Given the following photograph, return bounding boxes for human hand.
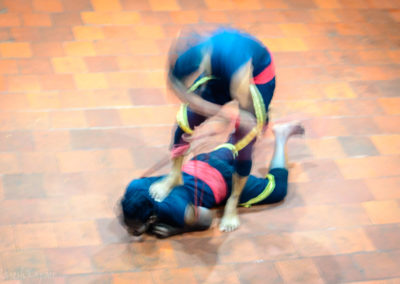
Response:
[149,178,173,202]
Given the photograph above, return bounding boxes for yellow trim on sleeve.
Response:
[176,103,194,134]
[240,173,275,208]
[213,143,238,158]
[188,75,216,92]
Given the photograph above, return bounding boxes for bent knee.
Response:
[272,180,287,202]
[269,168,288,202]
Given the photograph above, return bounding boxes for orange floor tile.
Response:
[1,0,400,283]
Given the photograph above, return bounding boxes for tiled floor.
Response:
[0,0,399,283]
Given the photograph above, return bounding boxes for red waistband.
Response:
[253,57,275,85]
[182,160,227,204]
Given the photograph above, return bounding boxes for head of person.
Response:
[168,29,211,83]
[120,188,156,236]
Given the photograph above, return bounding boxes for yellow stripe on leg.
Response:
[240,174,275,208]
[234,84,267,152]
[234,127,259,152]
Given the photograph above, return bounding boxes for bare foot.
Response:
[272,121,305,140]
[219,213,240,232]
[219,197,241,232]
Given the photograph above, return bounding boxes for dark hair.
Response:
[171,43,206,79]
[168,28,209,80]
[120,188,154,225]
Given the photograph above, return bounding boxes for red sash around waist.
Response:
[182,160,227,204]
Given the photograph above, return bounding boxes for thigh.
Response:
[227,126,256,177]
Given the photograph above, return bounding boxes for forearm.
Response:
[168,72,221,118]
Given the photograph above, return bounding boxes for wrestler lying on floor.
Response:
[120,121,304,238]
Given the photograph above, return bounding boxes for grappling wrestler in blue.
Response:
[149,27,277,232]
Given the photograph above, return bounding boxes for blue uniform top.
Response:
[210,28,271,86]
[172,28,272,87]
[124,148,284,228]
